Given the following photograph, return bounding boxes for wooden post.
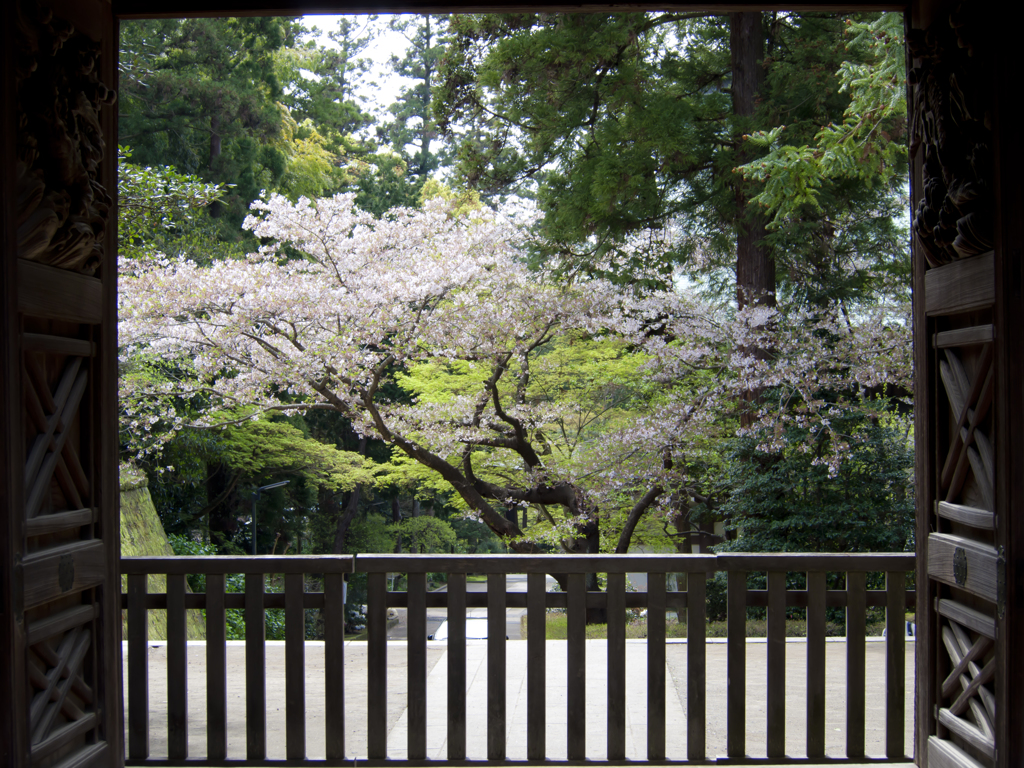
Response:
[606,572,626,761]
[647,572,666,761]
[566,572,586,760]
[407,571,427,760]
[166,573,188,760]
[245,572,266,760]
[367,572,387,759]
[527,571,547,760]
[687,570,706,760]
[285,573,306,760]
[727,568,747,758]
[205,573,227,761]
[324,573,346,760]
[766,571,786,758]
[447,572,466,760]
[486,573,506,760]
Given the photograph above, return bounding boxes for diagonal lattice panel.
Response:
[938,346,994,510]
[937,615,996,757]
[27,624,94,746]
[23,354,90,519]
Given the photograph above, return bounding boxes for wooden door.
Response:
[911,2,1022,767]
[1,1,123,766]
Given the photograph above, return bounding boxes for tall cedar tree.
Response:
[119,18,296,231]
[435,12,906,310]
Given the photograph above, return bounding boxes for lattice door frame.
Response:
[2,0,123,766]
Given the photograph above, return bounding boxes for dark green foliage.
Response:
[119,17,296,233]
[436,11,907,307]
[383,15,448,181]
[168,535,286,640]
[717,414,914,555]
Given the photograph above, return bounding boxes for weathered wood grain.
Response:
[166,574,188,760]
[205,573,227,761]
[727,569,746,758]
[566,572,586,760]
[527,572,547,761]
[605,572,625,761]
[937,501,995,530]
[928,532,1000,603]
[885,571,906,758]
[26,604,97,646]
[127,574,149,760]
[936,598,996,639]
[324,573,346,760]
[766,571,786,759]
[487,573,506,761]
[367,572,387,759]
[17,260,103,323]
[934,324,994,349]
[925,251,994,316]
[647,572,666,762]
[285,573,305,760]
[22,332,96,357]
[119,555,353,574]
[244,573,266,760]
[937,709,995,760]
[846,571,866,758]
[806,571,826,759]
[407,572,427,760]
[687,571,706,761]
[446,573,466,760]
[927,734,987,768]
[25,507,97,537]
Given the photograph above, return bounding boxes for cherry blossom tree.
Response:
[120,192,912,564]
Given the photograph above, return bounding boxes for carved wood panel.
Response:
[5,0,120,766]
[911,5,1003,768]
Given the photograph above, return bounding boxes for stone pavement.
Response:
[125,637,915,762]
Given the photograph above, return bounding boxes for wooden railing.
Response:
[121,552,915,765]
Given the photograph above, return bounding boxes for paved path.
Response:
[125,637,915,763]
[386,573,559,640]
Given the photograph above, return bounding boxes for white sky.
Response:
[300,14,419,124]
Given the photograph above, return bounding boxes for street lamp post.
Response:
[252,480,290,556]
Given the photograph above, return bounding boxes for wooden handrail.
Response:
[121,552,917,766]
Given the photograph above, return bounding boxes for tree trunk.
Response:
[330,435,367,554]
[392,497,402,553]
[730,12,775,310]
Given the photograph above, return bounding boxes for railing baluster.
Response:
[408,572,427,760]
[447,572,467,760]
[367,571,388,759]
[285,573,305,760]
[166,573,188,760]
[118,552,913,767]
[245,572,266,760]
[885,570,906,758]
[527,572,547,761]
[206,573,227,761]
[766,571,786,759]
[726,569,746,758]
[687,570,706,761]
[846,570,866,758]
[806,570,826,758]
[647,572,666,761]
[324,573,346,760]
[567,572,586,760]
[127,572,149,760]
[486,573,506,760]
[606,572,626,761]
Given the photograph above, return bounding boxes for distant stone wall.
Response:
[121,470,205,640]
